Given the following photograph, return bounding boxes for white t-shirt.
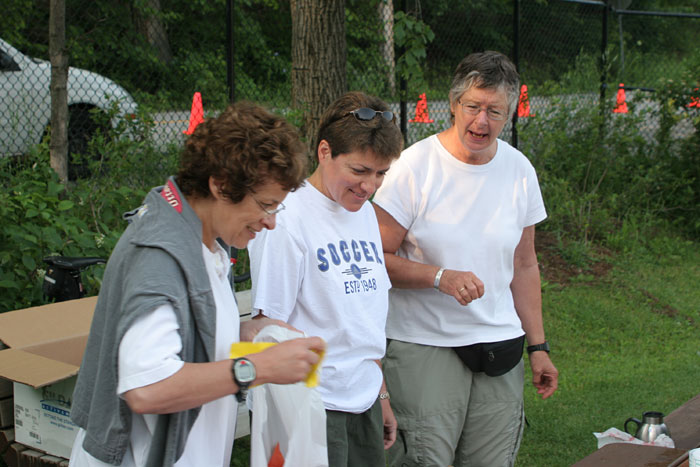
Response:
[248,182,391,413]
[70,242,239,466]
[372,135,547,347]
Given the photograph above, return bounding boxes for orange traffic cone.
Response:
[613,83,628,113]
[517,84,534,117]
[688,87,699,108]
[183,92,205,134]
[268,443,284,467]
[409,93,434,123]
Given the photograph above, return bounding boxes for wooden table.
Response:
[665,394,700,450]
[573,394,700,466]
[572,444,687,467]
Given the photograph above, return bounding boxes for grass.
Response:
[226,234,699,466]
[516,235,699,466]
[2,233,694,467]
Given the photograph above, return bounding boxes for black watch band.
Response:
[526,342,550,354]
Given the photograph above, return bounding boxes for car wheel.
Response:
[67,105,109,180]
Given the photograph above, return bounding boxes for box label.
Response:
[14,377,78,459]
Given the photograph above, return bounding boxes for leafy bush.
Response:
[0,107,179,312]
[0,150,100,310]
[519,74,699,263]
[0,101,266,312]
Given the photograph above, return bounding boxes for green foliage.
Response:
[407,120,447,146]
[0,105,179,312]
[393,11,435,96]
[516,235,699,466]
[346,0,395,99]
[0,152,94,309]
[519,67,699,263]
[0,0,35,49]
[642,51,700,235]
[532,51,601,96]
[5,0,699,117]
[418,0,511,81]
[231,1,293,106]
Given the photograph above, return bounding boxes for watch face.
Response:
[234,359,256,383]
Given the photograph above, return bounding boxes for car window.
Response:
[0,48,20,72]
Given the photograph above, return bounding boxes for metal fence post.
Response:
[227,0,236,104]
[399,0,408,146]
[512,0,520,149]
[599,1,608,113]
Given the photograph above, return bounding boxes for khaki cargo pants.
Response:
[383,339,525,467]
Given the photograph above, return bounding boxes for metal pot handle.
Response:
[624,417,642,435]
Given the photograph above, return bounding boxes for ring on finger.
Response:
[458,286,466,293]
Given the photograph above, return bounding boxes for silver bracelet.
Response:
[433,267,445,290]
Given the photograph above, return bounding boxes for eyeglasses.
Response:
[458,100,508,121]
[252,195,285,216]
[348,108,395,122]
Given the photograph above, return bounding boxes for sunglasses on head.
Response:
[348,108,395,122]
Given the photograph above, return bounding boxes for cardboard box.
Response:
[0,397,13,428]
[0,378,12,398]
[0,291,253,458]
[13,379,78,459]
[0,296,97,458]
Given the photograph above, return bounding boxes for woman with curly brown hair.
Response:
[69,101,325,467]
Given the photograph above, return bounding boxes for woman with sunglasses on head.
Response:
[248,91,404,466]
[68,102,325,466]
[373,51,559,467]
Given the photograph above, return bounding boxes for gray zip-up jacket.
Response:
[71,177,220,466]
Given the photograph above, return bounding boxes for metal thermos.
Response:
[624,411,672,443]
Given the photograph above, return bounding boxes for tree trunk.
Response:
[291,0,347,153]
[134,0,173,64]
[378,0,396,95]
[49,0,68,183]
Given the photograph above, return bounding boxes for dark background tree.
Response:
[290,0,347,151]
[49,0,68,182]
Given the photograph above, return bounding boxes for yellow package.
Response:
[230,342,323,388]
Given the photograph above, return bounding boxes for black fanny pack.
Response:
[453,335,525,377]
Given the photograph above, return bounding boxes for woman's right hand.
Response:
[437,268,485,306]
[248,336,326,386]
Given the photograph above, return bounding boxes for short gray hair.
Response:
[448,51,520,120]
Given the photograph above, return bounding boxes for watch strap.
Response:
[231,357,255,402]
[526,342,550,354]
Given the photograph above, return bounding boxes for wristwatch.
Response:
[231,357,256,402]
[526,342,550,354]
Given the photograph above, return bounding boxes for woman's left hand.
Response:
[381,397,398,449]
[240,316,301,342]
[529,351,559,399]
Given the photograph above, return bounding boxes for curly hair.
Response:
[176,101,308,203]
[448,51,520,121]
[314,91,404,163]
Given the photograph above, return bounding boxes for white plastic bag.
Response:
[248,325,328,467]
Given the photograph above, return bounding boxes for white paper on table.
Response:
[593,427,675,449]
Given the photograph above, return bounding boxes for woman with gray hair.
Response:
[373,51,559,466]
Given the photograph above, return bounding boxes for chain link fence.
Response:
[1,0,698,165]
